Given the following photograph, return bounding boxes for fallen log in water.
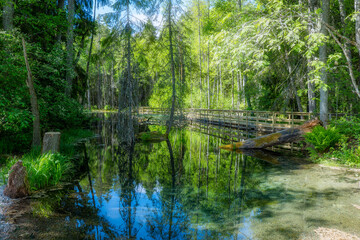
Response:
[220,119,322,150]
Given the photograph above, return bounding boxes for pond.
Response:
[1,113,360,239]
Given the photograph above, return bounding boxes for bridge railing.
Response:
[136,107,354,131]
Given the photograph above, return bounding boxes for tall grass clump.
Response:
[0,128,93,190]
[1,149,73,191]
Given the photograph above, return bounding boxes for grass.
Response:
[0,128,93,191]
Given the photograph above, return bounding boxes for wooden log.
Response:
[41,132,61,154]
[220,119,322,150]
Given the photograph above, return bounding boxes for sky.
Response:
[95,1,163,28]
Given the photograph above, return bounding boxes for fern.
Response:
[305,126,343,153]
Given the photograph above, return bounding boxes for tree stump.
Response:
[4,160,30,198]
[41,132,61,154]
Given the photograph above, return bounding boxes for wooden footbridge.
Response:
[134,107,349,150]
[137,107,346,132]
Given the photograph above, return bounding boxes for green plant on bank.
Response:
[315,142,360,167]
[0,150,73,191]
[330,116,360,139]
[0,128,93,190]
[304,117,360,167]
[305,126,344,154]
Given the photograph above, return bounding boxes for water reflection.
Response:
[2,113,360,239]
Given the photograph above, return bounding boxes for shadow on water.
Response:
[1,112,360,239]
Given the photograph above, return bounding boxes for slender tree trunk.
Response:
[166,0,176,136]
[74,31,88,65]
[327,27,360,98]
[219,64,223,108]
[125,0,134,141]
[243,74,251,109]
[22,38,41,147]
[97,64,102,109]
[355,0,360,58]
[111,61,114,107]
[207,46,210,109]
[65,0,75,97]
[232,70,234,109]
[207,0,210,109]
[320,0,330,125]
[286,54,303,112]
[216,67,219,107]
[237,65,241,109]
[86,0,97,109]
[56,0,65,42]
[338,0,352,61]
[307,0,318,113]
[197,0,202,108]
[3,0,14,31]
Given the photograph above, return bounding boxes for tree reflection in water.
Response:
[5,113,308,239]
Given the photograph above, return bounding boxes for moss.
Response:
[219,141,244,150]
[254,133,281,147]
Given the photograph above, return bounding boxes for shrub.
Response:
[330,116,360,139]
[305,126,344,153]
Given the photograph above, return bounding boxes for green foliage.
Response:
[26,153,73,191]
[316,142,360,167]
[0,32,90,154]
[0,151,73,191]
[0,128,93,189]
[330,116,360,139]
[305,126,344,153]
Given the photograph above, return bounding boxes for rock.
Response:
[4,161,30,198]
[41,132,61,154]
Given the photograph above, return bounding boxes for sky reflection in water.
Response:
[3,113,360,240]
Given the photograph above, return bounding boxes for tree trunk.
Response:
[65,0,75,97]
[125,0,134,141]
[207,0,210,109]
[86,0,97,110]
[319,0,330,125]
[220,119,322,149]
[197,0,202,108]
[286,55,303,112]
[56,0,65,42]
[166,0,176,136]
[307,0,318,113]
[232,70,234,109]
[355,0,360,58]
[243,74,251,109]
[327,27,360,98]
[3,0,14,31]
[22,37,41,147]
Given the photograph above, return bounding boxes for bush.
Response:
[330,116,360,139]
[305,126,344,153]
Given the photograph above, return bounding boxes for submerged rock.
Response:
[4,161,30,198]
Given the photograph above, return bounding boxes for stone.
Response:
[41,132,61,154]
[4,160,30,198]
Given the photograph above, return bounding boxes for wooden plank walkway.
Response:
[136,107,349,132]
